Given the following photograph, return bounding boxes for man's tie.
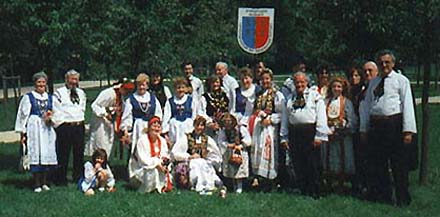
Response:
[293,94,306,109]
[70,88,80,104]
[374,76,387,99]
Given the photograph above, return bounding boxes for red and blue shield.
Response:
[238,8,274,54]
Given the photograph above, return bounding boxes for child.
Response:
[321,76,357,192]
[218,113,251,193]
[79,148,115,195]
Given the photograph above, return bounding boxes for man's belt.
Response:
[370,113,402,122]
[63,121,84,126]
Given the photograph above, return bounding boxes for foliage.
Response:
[0,0,439,82]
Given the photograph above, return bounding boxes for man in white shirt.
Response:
[183,62,204,100]
[280,72,330,198]
[52,69,87,185]
[215,62,239,109]
[360,50,416,206]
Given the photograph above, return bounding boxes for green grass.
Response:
[1,105,440,216]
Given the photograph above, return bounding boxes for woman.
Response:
[15,72,58,192]
[346,65,368,194]
[314,65,331,98]
[249,68,285,186]
[218,113,251,193]
[85,78,135,157]
[321,77,357,191]
[162,77,199,147]
[120,73,162,153]
[200,75,229,137]
[128,116,172,193]
[230,67,259,126]
[171,116,223,194]
[149,70,172,111]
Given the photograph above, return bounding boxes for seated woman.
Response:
[162,77,200,147]
[171,116,223,194]
[217,113,251,194]
[128,116,172,193]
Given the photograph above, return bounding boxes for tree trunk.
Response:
[419,19,433,185]
[416,59,421,88]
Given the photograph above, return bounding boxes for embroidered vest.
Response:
[255,88,275,114]
[130,93,157,121]
[150,85,167,108]
[170,96,193,121]
[203,92,229,117]
[28,92,53,117]
[187,133,209,158]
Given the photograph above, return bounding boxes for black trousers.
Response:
[367,114,411,206]
[53,123,85,184]
[353,131,368,192]
[289,124,321,196]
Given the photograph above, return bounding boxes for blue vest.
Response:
[235,88,247,115]
[27,92,53,117]
[130,93,156,121]
[170,96,192,121]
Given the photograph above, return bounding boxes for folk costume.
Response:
[230,84,258,126]
[79,161,115,192]
[120,92,162,155]
[129,132,172,193]
[218,125,252,179]
[171,132,222,192]
[187,74,204,100]
[249,87,285,180]
[52,85,86,184]
[15,91,58,173]
[86,86,127,157]
[321,96,357,179]
[280,87,330,196]
[162,94,199,146]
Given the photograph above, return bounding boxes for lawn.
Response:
[0,100,439,216]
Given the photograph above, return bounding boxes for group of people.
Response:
[15,49,416,207]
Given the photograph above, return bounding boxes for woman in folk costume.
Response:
[129,116,172,193]
[229,67,259,126]
[321,76,357,190]
[171,116,223,194]
[199,75,229,138]
[149,69,172,111]
[162,77,200,147]
[120,73,162,153]
[15,72,58,192]
[85,78,135,157]
[217,113,251,193]
[248,68,285,187]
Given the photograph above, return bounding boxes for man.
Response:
[363,61,379,81]
[280,72,330,198]
[183,62,204,100]
[360,50,416,206]
[280,59,309,100]
[52,69,87,185]
[215,61,239,109]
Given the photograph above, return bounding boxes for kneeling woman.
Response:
[171,116,223,194]
[129,116,172,193]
